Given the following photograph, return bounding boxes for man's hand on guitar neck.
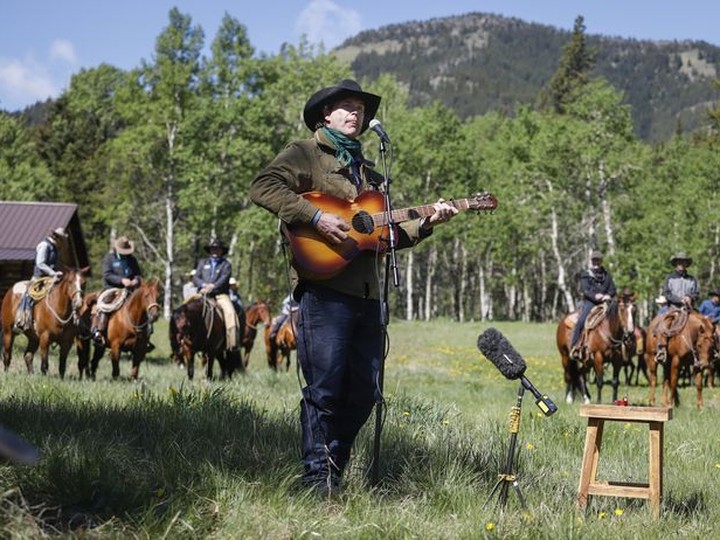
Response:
[314,212,351,245]
[421,199,459,230]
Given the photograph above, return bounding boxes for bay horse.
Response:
[241,300,270,367]
[1,268,88,378]
[170,295,241,380]
[557,299,635,404]
[264,310,298,371]
[645,309,715,409]
[88,279,160,380]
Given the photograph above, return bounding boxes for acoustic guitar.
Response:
[284,190,497,279]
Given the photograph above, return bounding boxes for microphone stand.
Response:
[371,136,398,486]
[483,382,528,510]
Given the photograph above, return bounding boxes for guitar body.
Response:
[284,190,497,280]
[285,191,389,280]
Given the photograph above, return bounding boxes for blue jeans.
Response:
[296,284,382,486]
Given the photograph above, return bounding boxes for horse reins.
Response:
[124,288,160,333]
[43,273,83,326]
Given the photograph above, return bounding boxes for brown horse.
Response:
[557,299,635,404]
[241,300,270,367]
[623,326,649,386]
[87,279,160,380]
[645,309,715,409]
[1,268,88,378]
[264,310,298,371]
[170,296,241,380]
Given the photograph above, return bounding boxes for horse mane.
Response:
[607,297,619,318]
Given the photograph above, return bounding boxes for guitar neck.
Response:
[375,199,472,226]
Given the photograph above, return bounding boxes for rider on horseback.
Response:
[655,251,699,363]
[570,250,616,360]
[269,294,299,342]
[91,236,143,345]
[698,290,720,324]
[14,227,68,333]
[192,239,240,352]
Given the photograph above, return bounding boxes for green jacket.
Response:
[250,132,432,300]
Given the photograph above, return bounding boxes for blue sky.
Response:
[2,1,718,112]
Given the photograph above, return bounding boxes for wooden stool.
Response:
[577,404,673,518]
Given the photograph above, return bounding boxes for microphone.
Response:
[369,119,391,143]
[477,328,558,416]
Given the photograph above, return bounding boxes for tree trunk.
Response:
[424,246,437,321]
[164,188,174,319]
[546,180,575,311]
[598,161,616,261]
[406,250,414,321]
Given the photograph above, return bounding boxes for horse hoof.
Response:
[565,394,574,405]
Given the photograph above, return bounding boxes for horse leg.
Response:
[110,344,122,380]
[206,353,214,380]
[184,344,194,380]
[592,353,604,403]
[90,344,105,380]
[664,356,679,407]
[23,336,39,374]
[130,348,144,381]
[645,351,658,406]
[694,367,704,410]
[2,326,13,372]
[58,339,72,379]
[611,359,621,402]
[39,333,51,375]
[76,338,89,380]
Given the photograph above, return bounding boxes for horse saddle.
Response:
[95,288,129,314]
[655,308,689,338]
[13,278,54,301]
[563,304,605,330]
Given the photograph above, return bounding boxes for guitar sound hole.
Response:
[352,211,374,234]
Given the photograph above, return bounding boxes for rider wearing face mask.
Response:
[570,250,617,359]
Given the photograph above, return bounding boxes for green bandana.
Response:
[318,127,362,167]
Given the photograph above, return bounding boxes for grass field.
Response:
[0,319,719,538]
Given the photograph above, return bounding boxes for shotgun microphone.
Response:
[369,119,391,143]
[477,328,558,416]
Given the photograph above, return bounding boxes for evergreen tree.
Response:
[537,16,596,114]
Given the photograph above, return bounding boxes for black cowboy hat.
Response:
[590,250,603,260]
[204,238,228,255]
[710,290,720,297]
[303,79,381,134]
[669,251,692,266]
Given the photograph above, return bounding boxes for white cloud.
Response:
[0,57,58,108]
[49,39,79,65]
[295,0,363,50]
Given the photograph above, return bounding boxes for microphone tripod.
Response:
[483,382,528,510]
[371,132,397,486]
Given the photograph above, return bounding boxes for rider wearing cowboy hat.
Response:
[662,251,699,309]
[654,251,700,364]
[13,227,69,332]
[699,289,720,324]
[570,250,617,359]
[192,238,240,351]
[91,235,143,344]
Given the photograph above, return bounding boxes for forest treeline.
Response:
[1,10,719,324]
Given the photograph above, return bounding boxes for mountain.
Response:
[333,13,720,141]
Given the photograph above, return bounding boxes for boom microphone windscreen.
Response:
[476,328,558,416]
[477,327,527,380]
